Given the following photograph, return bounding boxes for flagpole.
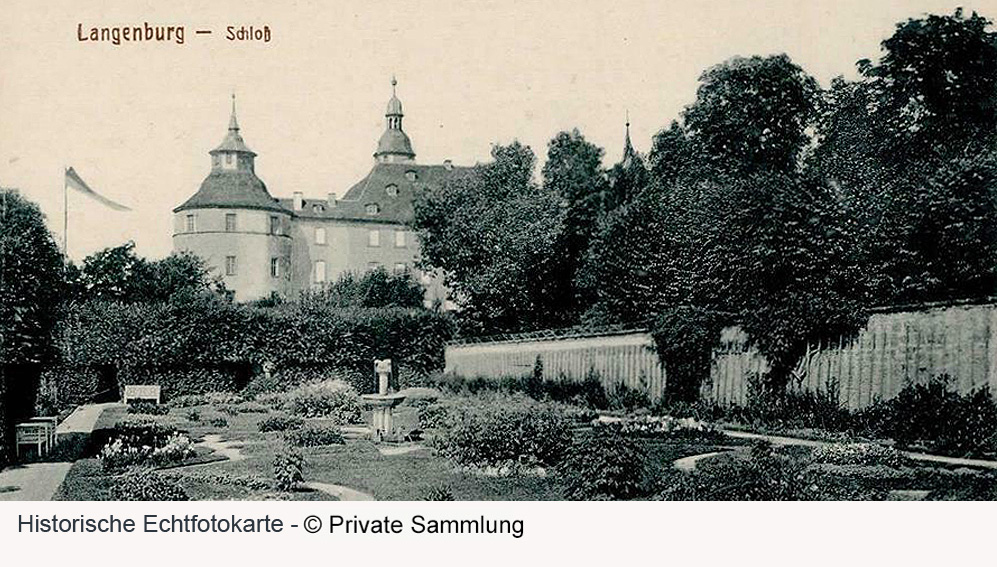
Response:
[63,166,68,258]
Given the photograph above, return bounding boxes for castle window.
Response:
[312,204,325,213]
[185,214,196,233]
[368,229,380,247]
[270,257,280,278]
[385,184,399,197]
[225,255,237,276]
[394,229,405,248]
[394,263,407,274]
[315,227,327,245]
[314,260,327,283]
[225,154,233,165]
[225,213,237,232]
[269,215,280,235]
[405,170,417,182]
[213,155,220,168]
[366,203,380,215]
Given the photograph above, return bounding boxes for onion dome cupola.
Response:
[374,76,416,163]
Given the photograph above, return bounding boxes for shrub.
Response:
[149,433,196,466]
[167,394,208,408]
[423,484,456,501]
[659,449,880,501]
[183,409,200,422]
[592,415,729,443]
[127,402,169,415]
[862,376,997,457]
[158,471,272,491]
[418,402,456,430]
[272,443,305,491]
[207,417,228,428]
[432,399,572,468]
[559,429,651,500]
[107,420,177,449]
[258,414,304,433]
[284,423,346,447]
[110,471,189,501]
[810,443,910,468]
[206,392,243,406]
[282,379,363,423]
[215,404,241,417]
[236,401,269,413]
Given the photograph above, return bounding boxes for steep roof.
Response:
[173,170,287,213]
[278,162,471,224]
[375,129,415,159]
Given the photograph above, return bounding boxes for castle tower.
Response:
[373,77,416,163]
[172,96,292,301]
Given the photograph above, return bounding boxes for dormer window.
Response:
[405,170,417,182]
[385,184,399,197]
[366,203,380,215]
[312,204,325,213]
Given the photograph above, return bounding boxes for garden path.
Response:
[721,429,997,470]
[192,434,376,500]
[0,402,120,501]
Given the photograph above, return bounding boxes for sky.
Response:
[1,0,994,261]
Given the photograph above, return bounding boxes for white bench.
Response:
[123,385,161,405]
[16,423,50,457]
[27,416,58,448]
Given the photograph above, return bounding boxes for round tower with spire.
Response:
[374,77,416,163]
[173,96,292,301]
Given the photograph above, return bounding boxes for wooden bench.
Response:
[16,423,50,457]
[123,385,161,405]
[27,416,59,448]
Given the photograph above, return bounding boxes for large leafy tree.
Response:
[683,54,820,175]
[73,241,228,303]
[0,189,65,465]
[859,8,997,163]
[541,129,609,318]
[413,142,569,334]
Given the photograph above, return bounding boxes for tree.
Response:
[683,54,820,175]
[859,8,997,163]
[413,142,569,334]
[300,267,425,309]
[0,189,65,465]
[541,129,609,319]
[74,241,228,303]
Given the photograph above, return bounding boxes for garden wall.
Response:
[444,330,667,399]
[707,301,997,409]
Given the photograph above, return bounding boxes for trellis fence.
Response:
[445,301,997,408]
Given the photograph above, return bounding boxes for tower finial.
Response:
[229,93,239,131]
[391,75,397,96]
[625,108,630,129]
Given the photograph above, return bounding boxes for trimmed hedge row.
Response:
[47,298,454,401]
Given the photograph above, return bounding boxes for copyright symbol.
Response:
[303,515,322,533]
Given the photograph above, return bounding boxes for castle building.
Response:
[173,80,462,303]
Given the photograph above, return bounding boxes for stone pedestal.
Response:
[362,393,406,441]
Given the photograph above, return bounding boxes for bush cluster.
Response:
[432,398,572,468]
[257,414,304,433]
[110,471,189,501]
[559,429,651,500]
[862,376,997,457]
[126,402,169,416]
[284,423,346,447]
[282,379,363,423]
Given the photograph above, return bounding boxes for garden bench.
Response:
[27,416,59,448]
[15,422,50,457]
[123,385,161,405]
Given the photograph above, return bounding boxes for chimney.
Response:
[292,191,304,211]
[327,192,337,207]
[443,159,453,171]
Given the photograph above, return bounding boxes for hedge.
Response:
[49,298,454,400]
